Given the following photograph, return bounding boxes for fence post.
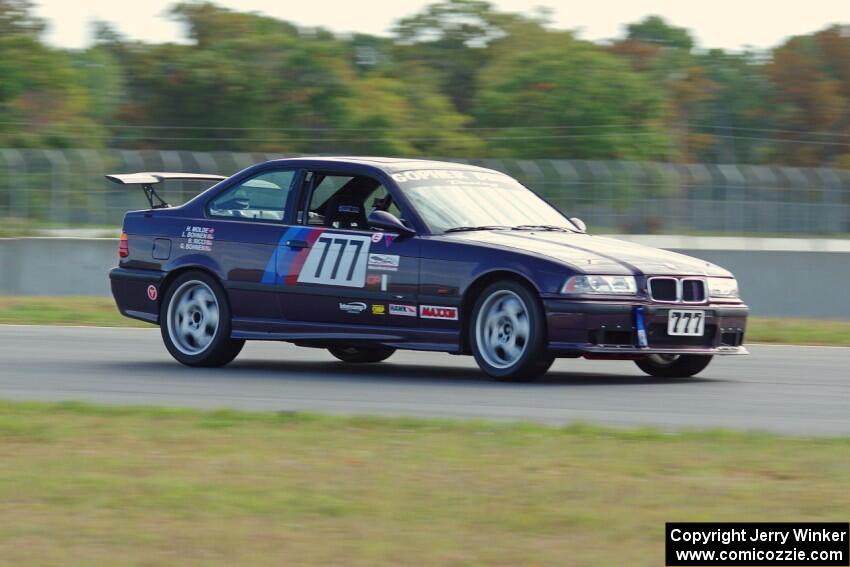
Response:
[778,166,808,234]
[0,149,27,220]
[42,149,70,225]
[75,149,104,225]
[815,167,841,233]
[549,160,579,219]
[0,150,11,219]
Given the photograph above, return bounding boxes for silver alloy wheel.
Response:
[475,290,531,369]
[166,280,220,355]
[647,354,680,365]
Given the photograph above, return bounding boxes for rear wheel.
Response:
[328,346,395,363]
[161,271,244,367]
[634,354,712,378]
[470,281,553,381]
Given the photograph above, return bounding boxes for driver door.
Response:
[277,171,420,329]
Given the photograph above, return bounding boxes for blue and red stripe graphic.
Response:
[260,227,326,285]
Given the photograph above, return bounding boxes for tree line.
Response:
[1,0,849,167]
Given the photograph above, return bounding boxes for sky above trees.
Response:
[32,0,850,52]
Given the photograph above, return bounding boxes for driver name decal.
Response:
[180,225,214,252]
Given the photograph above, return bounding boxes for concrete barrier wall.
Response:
[1,237,849,319]
[0,238,116,297]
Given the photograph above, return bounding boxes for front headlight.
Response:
[562,275,637,295]
[707,277,739,299]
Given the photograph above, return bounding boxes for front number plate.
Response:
[667,310,705,336]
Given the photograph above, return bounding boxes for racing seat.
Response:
[323,192,369,230]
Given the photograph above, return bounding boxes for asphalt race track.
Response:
[1,325,848,435]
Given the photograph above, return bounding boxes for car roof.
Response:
[258,156,506,175]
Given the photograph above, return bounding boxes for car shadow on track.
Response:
[105,358,722,387]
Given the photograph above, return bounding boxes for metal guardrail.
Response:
[1,148,849,234]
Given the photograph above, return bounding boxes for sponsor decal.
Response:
[298,233,372,288]
[339,301,367,314]
[390,170,507,183]
[371,233,383,243]
[420,305,458,320]
[383,234,397,247]
[146,285,158,301]
[179,225,215,252]
[389,304,416,317]
[371,304,386,315]
[391,170,469,183]
[366,274,382,287]
[368,253,400,271]
[381,273,388,292]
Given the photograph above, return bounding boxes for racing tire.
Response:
[634,354,712,378]
[328,346,396,363]
[160,271,244,367]
[469,280,554,382]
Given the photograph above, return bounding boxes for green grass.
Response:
[2,297,849,346]
[0,218,40,237]
[0,296,149,327]
[0,400,847,566]
[745,317,850,346]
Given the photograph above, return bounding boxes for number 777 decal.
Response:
[297,233,372,288]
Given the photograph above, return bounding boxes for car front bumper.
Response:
[543,299,749,357]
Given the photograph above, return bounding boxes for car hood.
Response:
[446,231,732,276]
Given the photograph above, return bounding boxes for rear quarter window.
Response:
[208,170,295,222]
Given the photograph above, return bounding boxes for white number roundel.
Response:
[297,233,372,288]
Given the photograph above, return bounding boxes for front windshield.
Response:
[391,169,576,234]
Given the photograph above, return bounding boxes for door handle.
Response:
[285,239,309,249]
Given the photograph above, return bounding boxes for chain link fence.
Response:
[1,148,848,234]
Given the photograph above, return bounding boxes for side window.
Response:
[366,185,402,218]
[306,175,354,226]
[304,174,382,231]
[209,170,295,221]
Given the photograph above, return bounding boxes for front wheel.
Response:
[470,281,554,381]
[160,271,244,367]
[634,354,712,378]
[328,346,395,363]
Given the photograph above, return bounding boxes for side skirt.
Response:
[230,318,461,353]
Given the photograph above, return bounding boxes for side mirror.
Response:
[368,210,415,236]
[569,217,587,233]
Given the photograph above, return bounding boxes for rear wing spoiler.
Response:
[105,172,226,209]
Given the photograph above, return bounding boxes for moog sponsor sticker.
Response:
[420,305,458,320]
[339,302,367,314]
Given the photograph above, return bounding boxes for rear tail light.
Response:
[119,232,129,258]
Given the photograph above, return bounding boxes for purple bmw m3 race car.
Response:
[108,157,748,381]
